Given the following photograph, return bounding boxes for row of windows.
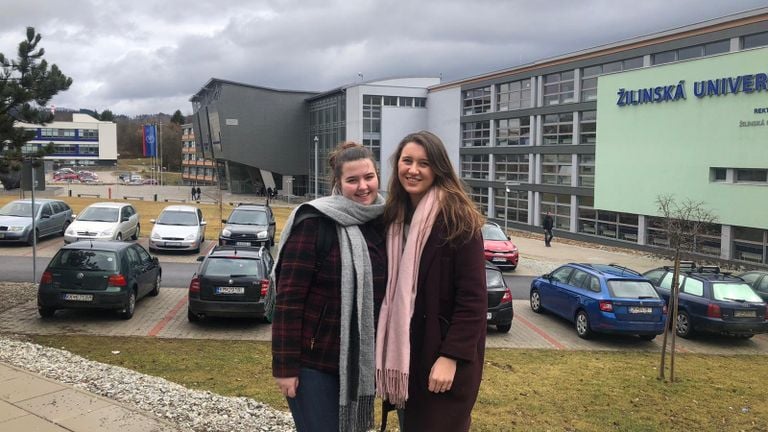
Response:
[462,31,768,114]
[460,153,594,187]
[711,168,768,184]
[21,143,99,156]
[37,128,99,139]
[462,111,597,147]
[479,191,768,264]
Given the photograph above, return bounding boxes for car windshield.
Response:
[607,280,660,299]
[51,250,118,271]
[228,210,268,225]
[78,207,119,222]
[481,224,507,241]
[157,211,198,226]
[0,202,40,217]
[485,268,505,289]
[204,257,263,277]
[712,283,763,302]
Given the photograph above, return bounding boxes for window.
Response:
[733,226,766,264]
[468,186,489,216]
[541,193,571,230]
[494,187,528,223]
[735,169,767,183]
[496,117,531,146]
[551,266,573,283]
[460,155,489,180]
[79,129,98,139]
[463,87,491,114]
[579,111,596,144]
[495,154,529,182]
[646,216,670,248]
[543,71,575,106]
[653,50,677,65]
[743,31,768,49]
[462,121,490,147]
[711,168,727,182]
[569,270,589,289]
[578,196,638,242]
[497,79,531,111]
[653,40,729,65]
[362,95,382,163]
[541,154,572,185]
[580,59,641,101]
[542,113,573,145]
[578,155,595,187]
[682,278,704,296]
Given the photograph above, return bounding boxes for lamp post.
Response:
[313,136,319,198]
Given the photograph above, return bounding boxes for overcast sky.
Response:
[1,0,766,117]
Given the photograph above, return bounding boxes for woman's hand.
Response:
[428,356,456,393]
[275,376,299,398]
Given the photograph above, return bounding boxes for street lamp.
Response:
[313,136,319,198]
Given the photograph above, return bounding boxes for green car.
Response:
[37,241,162,320]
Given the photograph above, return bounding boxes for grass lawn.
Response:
[30,335,768,431]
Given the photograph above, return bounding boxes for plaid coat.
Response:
[272,216,387,377]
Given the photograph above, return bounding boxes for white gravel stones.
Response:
[0,337,296,432]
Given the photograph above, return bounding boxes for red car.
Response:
[482,222,519,271]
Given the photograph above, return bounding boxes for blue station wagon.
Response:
[530,263,667,340]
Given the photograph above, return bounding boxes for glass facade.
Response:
[310,93,346,196]
[497,79,531,111]
[496,117,531,146]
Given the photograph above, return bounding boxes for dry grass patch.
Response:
[30,336,768,432]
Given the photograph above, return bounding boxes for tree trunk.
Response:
[669,251,681,382]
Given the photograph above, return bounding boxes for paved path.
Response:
[0,362,179,432]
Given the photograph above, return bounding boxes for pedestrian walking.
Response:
[196,187,202,201]
[376,131,487,432]
[543,211,554,247]
[191,186,196,201]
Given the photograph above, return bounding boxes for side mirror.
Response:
[121,217,130,222]
[200,221,207,226]
[152,257,159,265]
[221,219,227,223]
[196,256,205,262]
[150,219,156,224]
[72,214,77,219]
[507,236,511,240]
[542,273,551,280]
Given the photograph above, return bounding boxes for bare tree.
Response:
[655,194,717,382]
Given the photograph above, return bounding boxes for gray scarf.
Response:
[267,194,385,432]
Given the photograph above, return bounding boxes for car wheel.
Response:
[26,229,39,246]
[735,333,754,339]
[530,289,543,313]
[132,224,140,240]
[188,309,201,323]
[496,323,512,333]
[639,334,656,341]
[575,310,593,339]
[38,306,56,318]
[119,289,136,320]
[675,310,694,338]
[61,221,70,236]
[148,273,161,297]
[116,233,123,241]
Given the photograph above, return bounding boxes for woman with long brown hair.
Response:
[376,131,486,431]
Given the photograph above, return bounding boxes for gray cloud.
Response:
[0,0,765,116]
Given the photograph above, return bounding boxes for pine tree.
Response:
[170,109,185,125]
[0,27,72,189]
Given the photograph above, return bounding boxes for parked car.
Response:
[53,172,79,181]
[481,222,519,271]
[0,199,74,245]
[736,270,768,302]
[219,204,276,247]
[65,202,140,243]
[142,178,158,185]
[37,241,161,319]
[643,264,768,338]
[149,205,206,253]
[486,262,514,333]
[187,245,274,322]
[530,263,667,340]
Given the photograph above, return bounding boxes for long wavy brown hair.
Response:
[383,131,484,246]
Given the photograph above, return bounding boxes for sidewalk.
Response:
[0,362,179,432]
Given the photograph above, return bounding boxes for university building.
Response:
[180,123,216,186]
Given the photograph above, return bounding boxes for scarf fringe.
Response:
[339,395,375,432]
[375,369,410,409]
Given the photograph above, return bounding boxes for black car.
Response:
[486,262,514,333]
[736,270,768,302]
[643,264,768,338]
[219,204,276,247]
[37,241,162,320]
[188,245,274,322]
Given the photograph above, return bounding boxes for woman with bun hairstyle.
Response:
[270,141,387,432]
[376,131,486,432]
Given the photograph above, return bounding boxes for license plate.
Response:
[487,312,492,320]
[165,242,181,247]
[63,293,93,302]
[492,257,506,263]
[236,241,251,246]
[629,306,653,314]
[215,286,245,295]
[734,310,756,318]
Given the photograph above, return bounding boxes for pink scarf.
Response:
[375,187,441,408]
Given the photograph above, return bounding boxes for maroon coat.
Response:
[403,220,487,432]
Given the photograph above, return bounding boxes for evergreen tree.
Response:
[170,109,185,125]
[0,27,72,189]
[99,109,115,121]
